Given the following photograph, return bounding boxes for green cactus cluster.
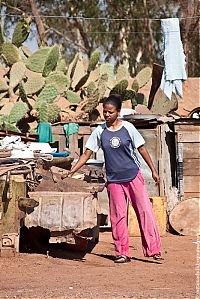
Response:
[0,101,29,132]
[0,17,152,133]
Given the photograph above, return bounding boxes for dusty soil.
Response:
[0,231,198,299]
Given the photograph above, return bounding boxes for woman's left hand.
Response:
[152,170,160,185]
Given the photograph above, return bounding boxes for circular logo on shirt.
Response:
[110,137,121,148]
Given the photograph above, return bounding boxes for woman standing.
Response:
[66,94,162,263]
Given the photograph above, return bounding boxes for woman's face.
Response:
[103,103,120,124]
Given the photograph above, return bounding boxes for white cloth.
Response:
[160,18,187,100]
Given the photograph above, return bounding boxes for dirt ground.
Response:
[0,231,198,299]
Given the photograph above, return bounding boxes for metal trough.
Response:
[25,191,99,245]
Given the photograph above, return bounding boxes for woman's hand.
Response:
[152,170,160,185]
[61,170,74,179]
[61,148,93,179]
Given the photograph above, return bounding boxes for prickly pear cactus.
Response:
[12,18,31,48]
[37,84,58,103]
[131,79,140,92]
[26,48,50,73]
[83,88,99,113]
[2,43,21,65]
[74,73,90,92]
[69,53,79,80]
[45,71,70,93]
[8,102,29,124]
[37,101,49,123]
[87,50,100,72]
[111,79,128,96]
[42,45,60,77]
[56,58,67,73]
[66,90,81,105]
[121,89,135,101]
[9,61,26,89]
[19,82,27,101]
[24,74,45,95]
[86,82,96,97]
[100,63,114,88]
[47,103,61,122]
[116,64,129,82]
[135,66,152,88]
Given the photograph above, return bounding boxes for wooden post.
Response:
[0,174,26,256]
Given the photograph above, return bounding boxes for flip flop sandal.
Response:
[153,253,164,260]
[114,255,131,263]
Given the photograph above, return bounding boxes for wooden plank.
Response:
[183,192,200,200]
[175,124,200,132]
[69,133,79,158]
[183,176,200,193]
[183,143,200,159]
[78,126,91,135]
[177,132,200,143]
[82,135,89,151]
[183,158,200,175]
[52,125,64,135]
[58,135,67,152]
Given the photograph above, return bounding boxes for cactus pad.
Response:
[37,101,49,123]
[24,74,45,94]
[135,66,152,88]
[100,63,114,88]
[69,53,79,79]
[42,45,60,77]
[84,89,99,113]
[2,43,21,65]
[45,71,70,93]
[8,102,29,123]
[87,50,100,72]
[9,61,26,89]
[111,79,128,95]
[74,73,89,92]
[97,73,108,101]
[3,122,20,132]
[122,89,135,101]
[86,82,96,97]
[116,64,129,82]
[66,90,81,105]
[47,103,61,122]
[12,18,30,47]
[26,48,50,73]
[56,58,67,73]
[131,79,139,92]
[37,84,58,103]
[19,82,28,102]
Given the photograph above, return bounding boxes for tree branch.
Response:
[73,19,91,55]
[29,0,47,45]
[44,24,88,54]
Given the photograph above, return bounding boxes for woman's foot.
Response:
[152,253,164,260]
[114,255,131,263]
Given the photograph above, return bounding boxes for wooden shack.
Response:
[174,119,200,200]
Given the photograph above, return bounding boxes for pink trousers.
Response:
[107,171,161,257]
